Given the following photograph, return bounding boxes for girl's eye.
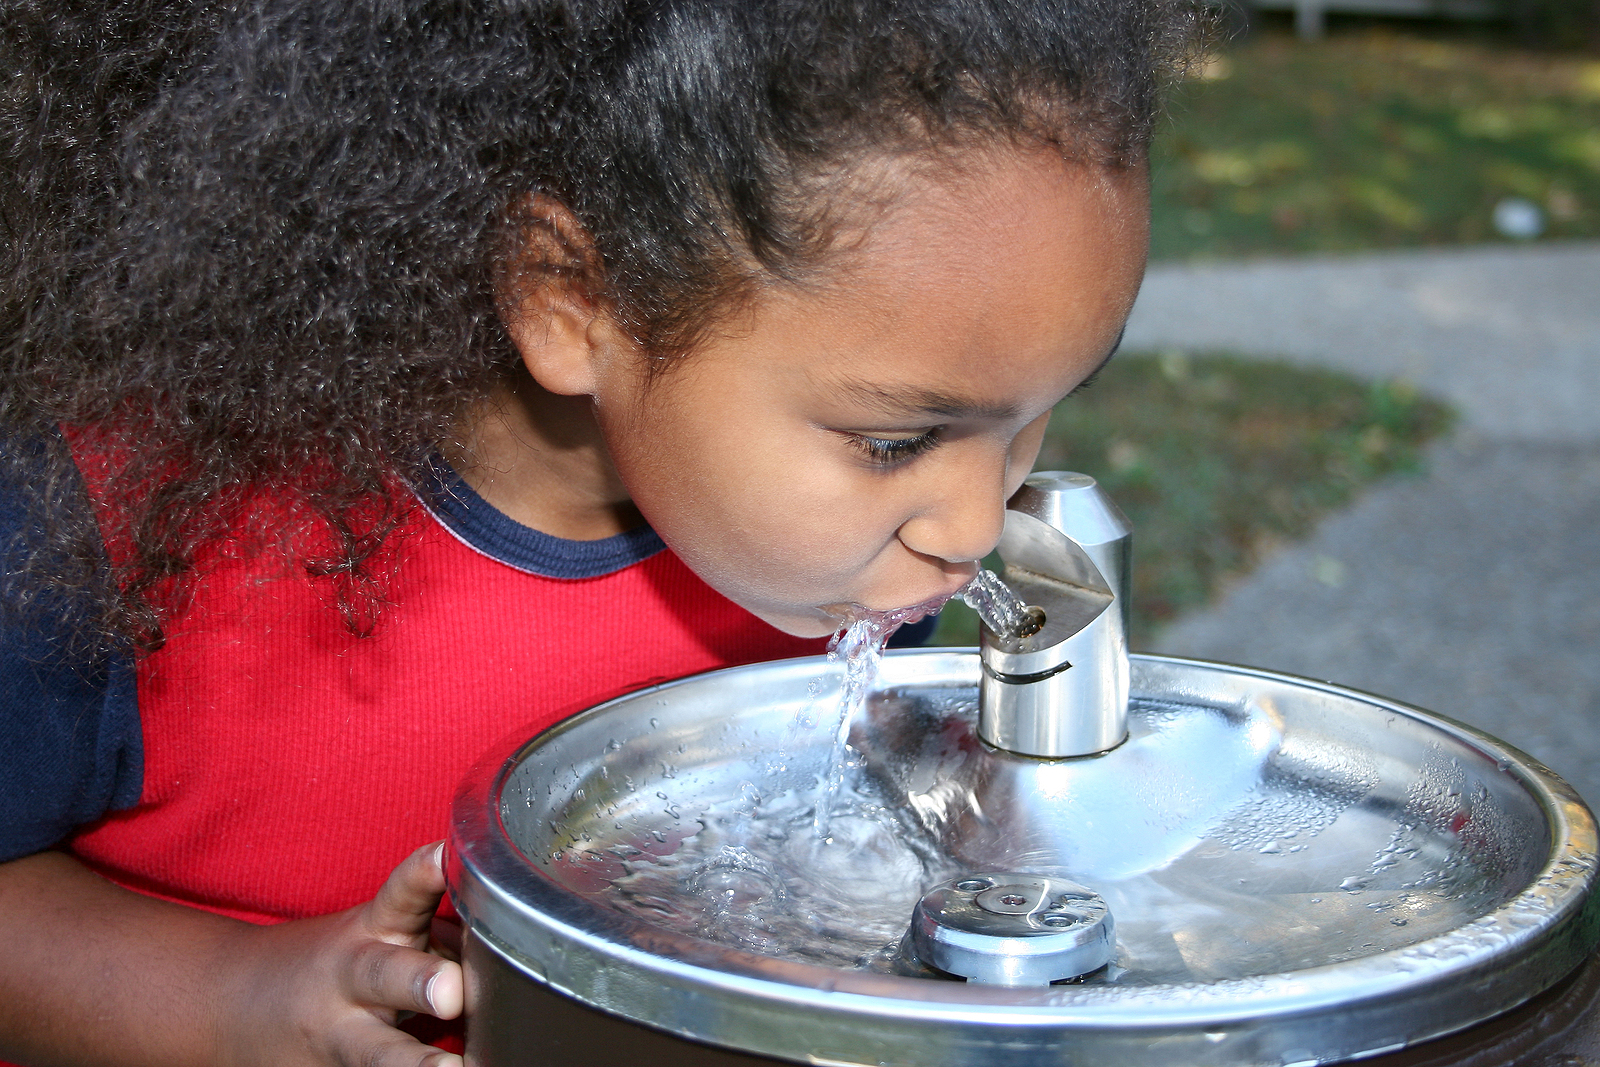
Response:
[1068,367,1103,397]
[846,428,942,467]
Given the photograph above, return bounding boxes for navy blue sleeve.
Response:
[0,444,142,863]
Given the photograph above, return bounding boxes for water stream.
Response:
[811,614,896,840]
[958,568,1038,637]
[602,574,1019,971]
[812,569,1014,838]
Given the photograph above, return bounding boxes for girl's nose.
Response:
[895,463,1009,565]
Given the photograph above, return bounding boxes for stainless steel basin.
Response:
[448,651,1600,1067]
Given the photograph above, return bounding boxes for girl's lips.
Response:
[894,588,963,624]
[824,584,968,628]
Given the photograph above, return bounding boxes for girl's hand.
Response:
[0,843,463,1067]
[223,841,465,1067]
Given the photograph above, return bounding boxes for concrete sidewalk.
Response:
[1121,241,1600,803]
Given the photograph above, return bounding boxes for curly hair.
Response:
[0,0,1202,650]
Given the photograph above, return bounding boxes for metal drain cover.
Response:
[909,872,1114,985]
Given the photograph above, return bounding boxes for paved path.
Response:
[1121,241,1600,804]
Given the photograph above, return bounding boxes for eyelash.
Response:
[848,429,943,467]
[1068,368,1103,397]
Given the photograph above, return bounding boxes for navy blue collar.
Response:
[415,456,664,579]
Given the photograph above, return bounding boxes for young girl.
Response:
[0,0,1193,1063]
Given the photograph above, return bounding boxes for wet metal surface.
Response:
[450,652,1600,1067]
[908,873,1115,985]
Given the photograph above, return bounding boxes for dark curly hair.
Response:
[0,0,1201,651]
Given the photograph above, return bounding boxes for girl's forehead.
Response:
[656,148,1146,414]
[813,151,1142,281]
[772,154,1147,336]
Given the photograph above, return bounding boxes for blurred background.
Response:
[930,3,1600,803]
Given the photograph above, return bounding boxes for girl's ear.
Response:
[500,196,635,397]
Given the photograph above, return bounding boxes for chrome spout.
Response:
[978,472,1131,758]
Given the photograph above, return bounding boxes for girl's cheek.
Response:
[755,521,890,595]
[988,417,1051,500]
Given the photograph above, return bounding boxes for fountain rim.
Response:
[447,651,1600,1040]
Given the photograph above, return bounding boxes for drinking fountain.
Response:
[973,471,1130,760]
[448,473,1600,1067]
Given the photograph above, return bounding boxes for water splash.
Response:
[594,684,1501,982]
[959,568,1039,638]
[808,574,1032,837]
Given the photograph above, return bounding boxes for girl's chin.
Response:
[748,604,852,639]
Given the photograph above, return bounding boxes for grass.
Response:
[928,352,1454,649]
[1150,29,1600,260]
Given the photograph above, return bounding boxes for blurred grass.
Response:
[1150,29,1600,259]
[928,352,1454,649]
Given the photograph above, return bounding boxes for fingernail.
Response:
[425,970,441,1015]
[432,841,446,869]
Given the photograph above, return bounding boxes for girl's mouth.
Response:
[824,586,964,629]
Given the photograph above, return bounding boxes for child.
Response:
[0,0,1193,1063]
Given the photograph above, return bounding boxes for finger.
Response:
[347,939,464,1019]
[366,842,448,941]
[331,1012,463,1067]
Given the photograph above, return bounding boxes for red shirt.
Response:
[37,455,825,1058]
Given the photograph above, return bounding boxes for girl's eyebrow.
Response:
[833,378,1021,421]
[831,329,1126,422]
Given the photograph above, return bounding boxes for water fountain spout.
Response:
[977,472,1131,758]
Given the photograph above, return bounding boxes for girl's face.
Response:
[556,150,1147,637]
